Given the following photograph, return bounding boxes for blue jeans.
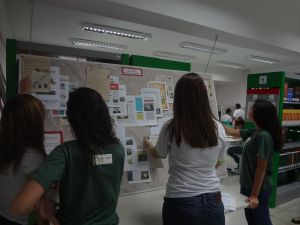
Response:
[241,186,273,225]
[162,192,225,225]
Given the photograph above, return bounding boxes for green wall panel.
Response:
[129,55,191,71]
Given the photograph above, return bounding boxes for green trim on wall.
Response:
[6,39,18,100]
[121,54,130,65]
[247,71,285,89]
[129,55,191,71]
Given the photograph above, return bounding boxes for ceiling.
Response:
[4,0,300,74]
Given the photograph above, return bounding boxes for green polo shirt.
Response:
[239,129,273,191]
[30,140,125,225]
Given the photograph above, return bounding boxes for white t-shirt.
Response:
[233,108,245,120]
[221,114,232,123]
[155,120,228,198]
[0,149,44,225]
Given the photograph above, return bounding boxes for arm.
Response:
[11,179,45,215]
[223,125,241,138]
[246,157,268,208]
[143,137,161,159]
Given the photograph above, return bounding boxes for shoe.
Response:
[292,218,300,224]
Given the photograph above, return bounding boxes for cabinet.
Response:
[246,72,300,207]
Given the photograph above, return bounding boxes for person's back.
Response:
[31,141,124,225]
[0,149,43,224]
[221,108,232,124]
[159,121,227,198]
[144,73,227,225]
[0,94,46,225]
[11,88,125,225]
[233,103,245,120]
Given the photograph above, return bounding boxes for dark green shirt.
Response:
[30,140,124,225]
[239,129,273,191]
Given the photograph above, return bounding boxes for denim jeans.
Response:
[241,186,273,225]
[162,192,225,225]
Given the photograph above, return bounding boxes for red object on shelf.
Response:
[284,83,288,98]
[247,88,280,95]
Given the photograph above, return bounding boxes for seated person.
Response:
[227,117,244,170]
[221,108,233,124]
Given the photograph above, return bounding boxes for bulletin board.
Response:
[18,54,219,195]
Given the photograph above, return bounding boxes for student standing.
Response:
[0,94,46,225]
[11,88,125,225]
[144,73,227,225]
[224,99,282,225]
[221,108,233,124]
[233,103,245,120]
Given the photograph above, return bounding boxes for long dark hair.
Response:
[0,94,46,172]
[167,73,218,147]
[67,87,119,156]
[252,99,282,151]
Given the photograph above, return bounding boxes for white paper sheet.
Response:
[222,193,236,211]
[31,66,60,110]
[155,75,174,104]
[116,96,138,127]
[86,67,110,101]
[148,82,169,111]
[124,137,151,183]
[141,88,163,118]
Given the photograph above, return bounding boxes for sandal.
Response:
[292,218,300,224]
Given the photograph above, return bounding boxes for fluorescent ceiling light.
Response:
[152,51,195,61]
[245,55,280,64]
[179,41,227,54]
[81,22,152,40]
[70,38,127,51]
[216,61,245,69]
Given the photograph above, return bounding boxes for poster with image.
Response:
[148,82,169,110]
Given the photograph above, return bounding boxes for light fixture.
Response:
[152,51,195,61]
[81,22,152,40]
[245,55,280,64]
[216,61,245,69]
[70,38,127,51]
[179,41,227,54]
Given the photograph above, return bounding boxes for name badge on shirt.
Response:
[93,154,113,166]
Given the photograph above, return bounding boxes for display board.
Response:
[19,54,219,195]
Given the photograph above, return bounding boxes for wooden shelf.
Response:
[282,121,300,127]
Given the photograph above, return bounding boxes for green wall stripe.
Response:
[121,54,130,65]
[129,55,191,71]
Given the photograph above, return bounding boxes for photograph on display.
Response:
[148,82,169,110]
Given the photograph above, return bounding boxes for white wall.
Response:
[215,82,247,109]
[191,63,248,83]
[0,0,13,77]
[191,63,248,109]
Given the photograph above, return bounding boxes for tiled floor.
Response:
[223,175,300,225]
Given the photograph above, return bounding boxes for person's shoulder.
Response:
[257,130,272,140]
[104,143,125,156]
[57,140,79,150]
